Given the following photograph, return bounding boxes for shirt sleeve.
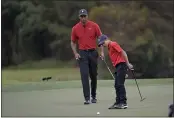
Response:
[71,27,77,42]
[112,42,123,52]
[95,23,102,37]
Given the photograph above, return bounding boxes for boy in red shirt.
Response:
[98,34,133,109]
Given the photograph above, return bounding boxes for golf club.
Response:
[102,58,115,80]
[130,69,146,102]
[102,57,146,102]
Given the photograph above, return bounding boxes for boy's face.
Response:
[102,41,107,47]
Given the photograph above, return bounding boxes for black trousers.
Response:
[114,62,128,104]
[78,49,98,101]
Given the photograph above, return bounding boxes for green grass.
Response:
[2,67,173,116]
[3,59,76,70]
[2,67,173,92]
[2,80,173,116]
[2,78,173,92]
[2,68,81,85]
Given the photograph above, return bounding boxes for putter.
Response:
[103,57,146,102]
[130,69,146,102]
[102,58,115,80]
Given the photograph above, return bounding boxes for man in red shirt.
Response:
[71,9,104,104]
[98,34,133,109]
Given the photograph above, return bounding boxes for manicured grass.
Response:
[2,67,173,116]
[2,81,173,117]
[2,78,173,92]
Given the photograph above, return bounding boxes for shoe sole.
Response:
[108,106,128,109]
[91,101,97,103]
[84,101,90,105]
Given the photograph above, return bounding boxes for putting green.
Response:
[1,79,173,117]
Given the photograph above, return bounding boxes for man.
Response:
[71,9,104,104]
[98,34,133,109]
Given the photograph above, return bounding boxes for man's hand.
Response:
[127,63,133,70]
[75,53,81,60]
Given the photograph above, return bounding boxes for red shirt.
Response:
[71,20,102,50]
[108,41,126,67]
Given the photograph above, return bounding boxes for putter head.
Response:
[140,98,146,102]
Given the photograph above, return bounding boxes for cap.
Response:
[79,9,88,16]
[98,34,108,47]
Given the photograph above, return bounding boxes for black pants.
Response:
[114,62,128,104]
[78,49,98,101]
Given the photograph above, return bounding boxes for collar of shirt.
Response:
[79,20,90,27]
[108,41,112,50]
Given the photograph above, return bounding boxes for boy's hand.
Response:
[100,52,104,60]
[127,63,133,70]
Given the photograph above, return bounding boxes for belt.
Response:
[80,48,96,52]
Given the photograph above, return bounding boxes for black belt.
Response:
[80,48,96,52]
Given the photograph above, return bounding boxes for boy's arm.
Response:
[121,50,133,69]
[121,50,129,65]
[112,42,133,69]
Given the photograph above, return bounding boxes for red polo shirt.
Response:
[71,20,102,50]
[108,41,126,67]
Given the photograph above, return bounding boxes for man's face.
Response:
[79,15,88,24]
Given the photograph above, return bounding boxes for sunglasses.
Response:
[80,15,87,18]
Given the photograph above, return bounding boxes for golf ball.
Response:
[97,112,100,115]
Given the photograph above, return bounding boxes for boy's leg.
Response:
[109,62,127,109]
[114,72,120,105]
[89,50,98,103]
[108,71,121,109]
[78,50,90,104]
[115,63,128,107]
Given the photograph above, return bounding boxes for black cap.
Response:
[79,9,88,16]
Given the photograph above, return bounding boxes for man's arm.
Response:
[71,27,81,59]
[95,23,104,58]
[71,27,78,55]
[71,41,78,55]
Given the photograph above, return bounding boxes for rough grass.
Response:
[2,68,81,85]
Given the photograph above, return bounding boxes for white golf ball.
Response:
[97,112,100,115]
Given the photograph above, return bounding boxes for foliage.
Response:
[1,0,173,78]
[89,1,173,78]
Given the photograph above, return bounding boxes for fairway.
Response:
[1,79,173,117]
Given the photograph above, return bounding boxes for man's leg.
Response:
[89,50,98,102]
[78,50,90,104]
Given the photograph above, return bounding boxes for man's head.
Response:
[98,34,110,47]
[79,9,88,24]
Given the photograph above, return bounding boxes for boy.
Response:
[98,34,133,109]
